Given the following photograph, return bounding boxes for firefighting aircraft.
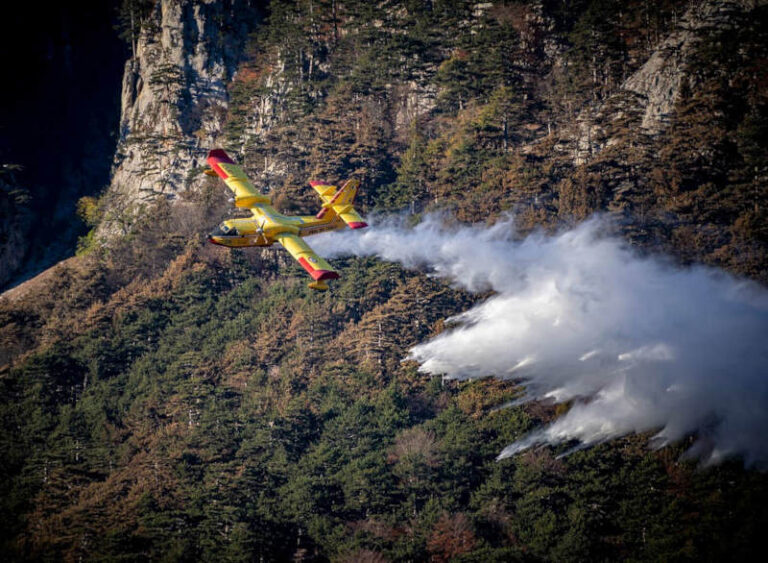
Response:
[205,149,367,290]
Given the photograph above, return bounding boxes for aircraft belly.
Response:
[299,223,344,237]
[213,236,272,247]
[249,235,274,246]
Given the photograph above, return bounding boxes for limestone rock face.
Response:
[571,0,752,163]
[102,0,257,235]
[623,1,747,134]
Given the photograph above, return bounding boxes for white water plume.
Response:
[313,215,768,466]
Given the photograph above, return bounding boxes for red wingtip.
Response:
[314,270,341,281]
[309,180,326,187]
[207,149,236,179]
[298,257,340,281]
[348,222,368,230]
[207,149,235,165]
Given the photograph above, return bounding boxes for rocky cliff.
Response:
[1,1,767,561]
[622,1,747,133]
[100,0,258,235]
[571,0,755,162]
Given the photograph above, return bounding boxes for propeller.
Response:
[256,218,268,243]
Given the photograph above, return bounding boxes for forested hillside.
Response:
[1,0,767,561]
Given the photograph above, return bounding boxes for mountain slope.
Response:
[1,0,767,561]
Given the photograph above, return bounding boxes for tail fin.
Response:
[311,179,367,229]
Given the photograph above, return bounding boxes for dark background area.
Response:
[0,0,126,288]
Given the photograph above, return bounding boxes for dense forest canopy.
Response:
[1,0,767,561]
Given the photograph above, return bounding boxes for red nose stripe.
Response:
[348,222,368,229]
[298,257,340,281]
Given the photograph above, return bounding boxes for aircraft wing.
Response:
[275,232,340,282]
[207,149,270,208]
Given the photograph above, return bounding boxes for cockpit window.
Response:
[212,224,239,237]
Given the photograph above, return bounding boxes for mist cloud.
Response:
[313,215,768,466]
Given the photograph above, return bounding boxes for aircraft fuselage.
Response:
[208,203,344,248]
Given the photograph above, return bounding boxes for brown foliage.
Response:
[338,549,389,563]
[23,447,181,561]
[389,427,439,468]
[426,512,477,563]
[518,448,566,477]
[456,378,522,419]
[347,517,405,542]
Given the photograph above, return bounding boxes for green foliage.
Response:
[115,0,155,55]
[434,12,521,113]
[379,128,429,211]
[4,207,768,559]
[3,0,768,560]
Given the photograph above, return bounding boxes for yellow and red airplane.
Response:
[205,149,367,290]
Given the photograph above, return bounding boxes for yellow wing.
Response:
[275,232,339,282]
[207,149,270,208]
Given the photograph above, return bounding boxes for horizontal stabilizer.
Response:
[309,180,337,200]
[311,179,367,229]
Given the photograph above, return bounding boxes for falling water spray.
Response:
[313,215,768,466]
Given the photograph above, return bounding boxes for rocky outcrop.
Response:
[101,0,258,235]
[623,1,748,134]
[570,0,754,164]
